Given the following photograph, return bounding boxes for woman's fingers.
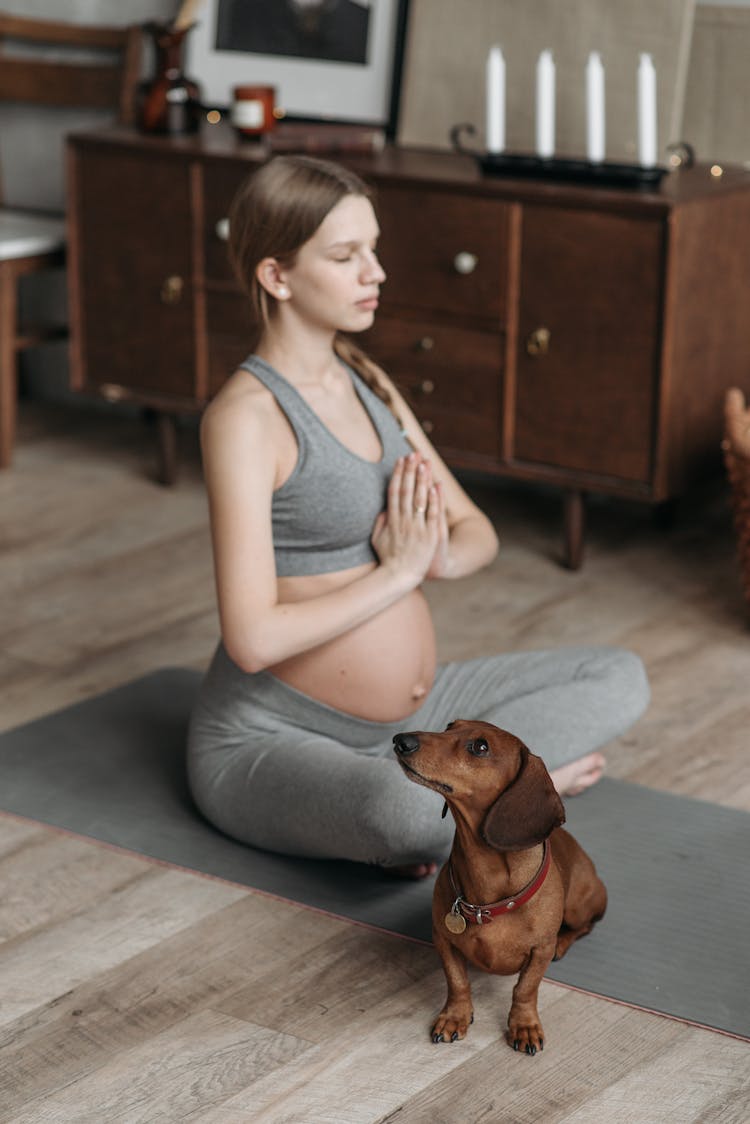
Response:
[399,453,419,517]
[414,461,430,517]
[426,484,440,521]
[396,453,434,517]
[382,454,440,550]
[376,456,443,579]
[387,456,404,515]
[433,481,447,529]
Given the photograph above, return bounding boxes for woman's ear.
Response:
[256,257,290,300]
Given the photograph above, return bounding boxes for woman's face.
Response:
[280,193,386,335]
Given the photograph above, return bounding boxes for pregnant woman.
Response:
[187,155,649,876]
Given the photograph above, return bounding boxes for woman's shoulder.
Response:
[201,364,282,451]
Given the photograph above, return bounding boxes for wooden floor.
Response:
[1,402,749,1123]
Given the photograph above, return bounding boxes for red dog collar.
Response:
[448,839,551,926]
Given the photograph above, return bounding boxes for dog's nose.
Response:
[393,732,420,756]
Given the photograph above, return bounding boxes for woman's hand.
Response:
[404,455,452,578]
[371,453,441,585]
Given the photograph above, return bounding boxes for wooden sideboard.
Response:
[67,125,750,566]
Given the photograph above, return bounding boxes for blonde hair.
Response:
[228,154,400,421]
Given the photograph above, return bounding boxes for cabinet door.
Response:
[72,147,196,401]
[201,159,251,284]
[513,205,665,485]
[199,160,256,397]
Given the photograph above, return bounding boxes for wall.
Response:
[682,2,750,165]
[1,1,177,210]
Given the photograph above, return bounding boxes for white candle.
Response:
[536,49,555,159]
[637,52,657,167]
[486,46,506,154]
[586,51,605,163]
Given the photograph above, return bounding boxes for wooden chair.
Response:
[723,387,750,616]
[0,13,142,468]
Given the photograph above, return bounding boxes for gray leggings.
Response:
[187,642,649,867]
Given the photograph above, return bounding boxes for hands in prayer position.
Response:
[371,452,452,586]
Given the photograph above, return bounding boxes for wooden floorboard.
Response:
[1,401,749,1123]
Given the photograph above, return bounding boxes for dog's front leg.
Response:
[506,941,556,1055]
[431,927,473,1043]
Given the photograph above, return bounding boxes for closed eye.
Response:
[467,738,489,757]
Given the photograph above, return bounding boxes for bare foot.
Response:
[383,861,438,880]
[549,752,605,797]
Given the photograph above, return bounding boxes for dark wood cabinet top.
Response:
[68,123,750,217]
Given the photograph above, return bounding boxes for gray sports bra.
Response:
[240,354,412,576]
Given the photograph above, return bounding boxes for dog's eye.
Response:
[468,738,489,757]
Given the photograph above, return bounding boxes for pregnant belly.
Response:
[270,572,437,722]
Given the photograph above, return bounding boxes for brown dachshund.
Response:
[392,720,607,1055]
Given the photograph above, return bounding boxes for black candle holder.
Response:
[477,151,668,189]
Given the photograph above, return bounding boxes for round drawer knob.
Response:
[160,275,184,305]
[420,379,435,395]
[453,251,478,275]
[421,419,434,434]
[215,217,230,241]
[99,383,129,402]
[416,336,435,351]
[526,326,551,357]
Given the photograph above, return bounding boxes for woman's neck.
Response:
[256,325,340,389]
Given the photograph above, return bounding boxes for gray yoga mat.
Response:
[1,668,748,1040]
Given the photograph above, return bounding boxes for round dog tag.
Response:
[445,910,467,934]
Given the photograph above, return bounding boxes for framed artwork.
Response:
[187,0,410,134]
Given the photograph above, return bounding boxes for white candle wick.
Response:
[586,51,605,163]
[638,52,658,167]
[486,46,506,154]
[536,49,555,159]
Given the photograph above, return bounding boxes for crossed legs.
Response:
[188,645,649,870]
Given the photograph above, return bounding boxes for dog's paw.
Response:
[431,1008,473,1043]
[506,1018,545,1056]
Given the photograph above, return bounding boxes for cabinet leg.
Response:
[0,265,18,469]
[155,411,179,486]
[563,490,586,570]
[653,498,677,529]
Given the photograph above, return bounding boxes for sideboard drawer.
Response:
[365,315,503,457]
[376,186,510,323]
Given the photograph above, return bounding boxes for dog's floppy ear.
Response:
[482,743,565,852]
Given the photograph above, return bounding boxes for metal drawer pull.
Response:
[421,419,434,434]
[526,326,551,356]
[453,251,478,274]
[420,379,435,395]
[215,217,230,241]
[416,336,434,351]
[160,275,184,305]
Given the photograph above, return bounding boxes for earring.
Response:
[278,286,289,298]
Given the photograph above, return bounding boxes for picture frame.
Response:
[187,0,410,136]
